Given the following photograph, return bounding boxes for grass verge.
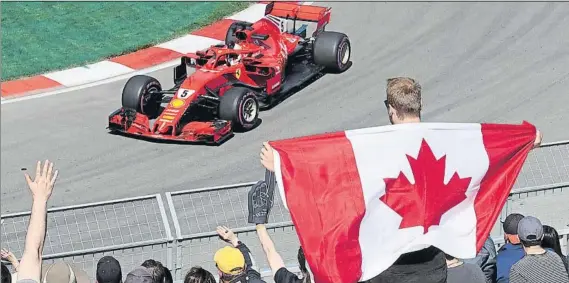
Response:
[1,1,252,81]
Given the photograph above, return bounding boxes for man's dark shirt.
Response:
[236,242,266,283]
[274,268,303,283]
[364,246,448,283]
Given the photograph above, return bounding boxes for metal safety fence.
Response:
[2,140,568,282]
[1,195,174,280]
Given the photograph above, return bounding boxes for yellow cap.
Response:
[214,246,245,275]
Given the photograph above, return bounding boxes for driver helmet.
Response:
[229,43,243,65]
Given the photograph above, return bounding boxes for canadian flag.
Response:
[269,122,537,283]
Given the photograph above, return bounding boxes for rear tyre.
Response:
[225,21,252,48]
[312,31,351,73]
[121,75,162,119]
[219,87,259,131]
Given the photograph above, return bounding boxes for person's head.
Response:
[385,77,422,124]
[518,216,544,249]
[542,225,562,256]
[297,247,311,283]
[183,267,215,283]
[96,256,122,283]
[41,262,90,283]
[502,213,524,244]
[213,246,245,282]
[140,260,172,283]
[124,267,154,283]
[1,263,11,283]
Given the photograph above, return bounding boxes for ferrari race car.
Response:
[108,2,352,144]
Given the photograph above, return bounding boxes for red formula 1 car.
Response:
[108,2,351,144]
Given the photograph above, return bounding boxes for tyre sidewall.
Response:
[237,91,259,129]
[335,36,350,72]
[219,87,259,131]
[313,32,351,73]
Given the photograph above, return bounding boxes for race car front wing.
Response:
[108,108,233,144]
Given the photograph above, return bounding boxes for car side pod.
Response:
[108,108,234,145]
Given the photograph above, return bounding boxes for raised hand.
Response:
[216,226,239,247]
[24,160,58,202]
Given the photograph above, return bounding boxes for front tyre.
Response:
[219,87,259,131]
[121,75,162,119]
[312,31,351,73]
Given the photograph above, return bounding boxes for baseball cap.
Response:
[213,246,245,275]
[41,262,89,283]
[124,267,154,283]
[518,216,544,242]
[502,213,525,235]
[96,256,122,283]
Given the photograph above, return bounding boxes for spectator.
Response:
[1,249,19,283]
[141,260,172,283]
[362,77,448,283]
[259,77,542,283]
[40,261,89,283]
[445,253,486,283]
[183,267,215,283]
[509,216,569,283]
[1,249,19,274]
[13,160,58,283]
[542,225,569,273]
[496,213,525,283]
[2,263,11,283]
[124,267,154,283]
[215,226,265,283]
[96,256,122,283]
[462,237,497,283]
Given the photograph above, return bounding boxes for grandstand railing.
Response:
[2,140,568,281]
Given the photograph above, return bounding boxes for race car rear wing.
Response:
[264,2,331,33]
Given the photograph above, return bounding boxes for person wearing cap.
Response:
[496,213,525,283]
[509,216,569,283]
[96,256,122,283]
[215,226,264,283]
[124,267,155,283]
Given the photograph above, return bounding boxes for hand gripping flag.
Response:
[269,122,537,283]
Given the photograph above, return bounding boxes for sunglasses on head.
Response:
[384,99,389,109]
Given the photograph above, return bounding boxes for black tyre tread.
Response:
[121,75,162,118]
[313,31,351,73]
[219,87,259,131]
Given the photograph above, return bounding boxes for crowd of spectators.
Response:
[2,78,568,283]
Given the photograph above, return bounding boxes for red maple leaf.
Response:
[379,139,472,234]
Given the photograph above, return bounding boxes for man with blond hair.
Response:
[260,76,543,283]
[384,77,423,124]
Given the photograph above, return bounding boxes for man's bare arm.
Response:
[17,161,58,283]
[256,224,285,275]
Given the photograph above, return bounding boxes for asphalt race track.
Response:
[2,2,569,215]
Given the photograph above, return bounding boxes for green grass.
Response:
[1,1,252,80]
